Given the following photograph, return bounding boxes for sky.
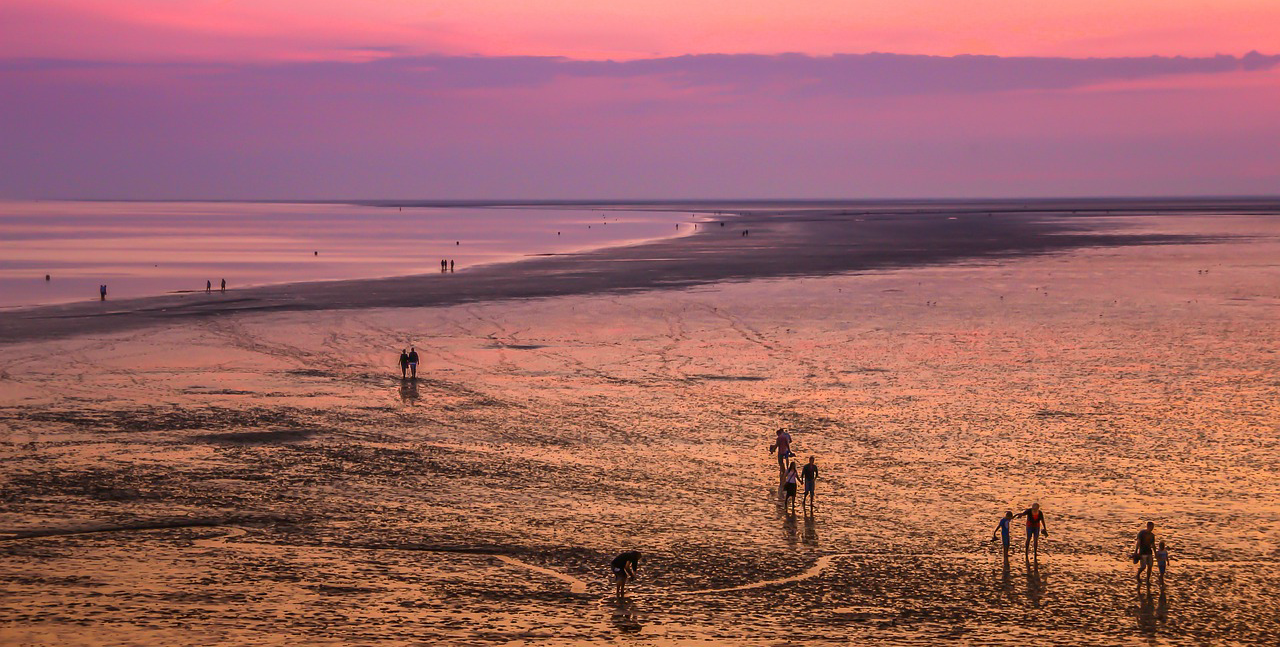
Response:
[2,0,1278,199]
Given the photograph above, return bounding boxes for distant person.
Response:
[768,428,793,474]
[399,349,410,379]
[783,462,799,511]
[1014,503,1049,557]
[801,456,818,508]
[100,284,107,300]
[407,347,420,378]
[220,278,226,292]
[1155,541,1172,583]
[991,511,1014,555]
[206,279,212,293]
[449,259,454,272]
[611,551,641,598]
[1134,522,1157,586]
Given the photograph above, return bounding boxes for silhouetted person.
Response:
[206,280,212,293]
[220,278,226,292]
[1155,541,1172,584]
[1014,503,1049,557]
[399,349,410,379]
[407,347,420,378]
[801,456,818,508]
[991,510,1014,555]
[1134,521,1156,587]
[611,551,641,598]
[99,284,107,300]
[783,461,799,512]
[449,259,454,272]
[441,259,447,272]
[768,428,793,475]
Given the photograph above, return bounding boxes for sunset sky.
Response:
[2,1,1277,198]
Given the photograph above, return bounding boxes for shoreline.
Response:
[1,198,1276,345]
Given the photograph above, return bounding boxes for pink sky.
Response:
[1,1,1277,198]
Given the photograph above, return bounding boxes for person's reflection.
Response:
[1156,583,1169,622]
[1024,556,1046,607]
[782,511,799,543]
[399,378,420,405]
[610,598,643,634]
[802,509,819,546]
[999,552,1014,602]
[1135,589,1158,633]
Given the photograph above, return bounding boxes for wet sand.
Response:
[1,203,1278,644]
[5,197,1269,344]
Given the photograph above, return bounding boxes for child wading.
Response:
[991,511,1014,555]
[1155,541,1172,584]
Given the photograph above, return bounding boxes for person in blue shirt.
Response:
[991,511,1014,555]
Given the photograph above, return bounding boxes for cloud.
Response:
[9,51,1278,98]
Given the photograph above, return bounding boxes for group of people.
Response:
[205,279,226,293]
[770,428,817,512]
[440,259,455,272]
[990,506,1174,587]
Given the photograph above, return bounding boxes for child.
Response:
[991,511,1014,554]
[1155,541,1172,582]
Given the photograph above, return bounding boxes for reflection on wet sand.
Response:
[398,378,419,405]
[1,212,1277,644]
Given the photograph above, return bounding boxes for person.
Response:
[220,278,226,292]
[801,456,818,508]
[441,259,447,272]
[768,428,793,474]
[991,510,1014,555]
[99,284,107,300]
[611,551,641,598]
[398,349,410,379]
[1155,541,1172,583]
[783,462,799,512]
[1134,521,1157,586]
[1014,503,1049,557]
[206,279,212,293]
[407,347,420,378]
[449,259,454,272]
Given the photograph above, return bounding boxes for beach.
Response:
[1,202,1278,645]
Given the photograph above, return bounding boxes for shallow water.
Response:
[0,200,692,308]
[0,213,1277,644]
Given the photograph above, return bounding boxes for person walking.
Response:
[610,551,641,598]
[769,428,793,475]
[1155,541,1172,584]
[783,462,800,512]
[991,510,1014,556]
[801,456,818,509]
[1014,503,1049,558]
[220,278,226,292]
[398,349,410,379]
[407,347,420,378]
[1134,521,1157,587]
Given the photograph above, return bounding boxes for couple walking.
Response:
[770,428,817,512]
[398,347,420,378]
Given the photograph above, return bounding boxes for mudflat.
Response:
[1,202,1277,645]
